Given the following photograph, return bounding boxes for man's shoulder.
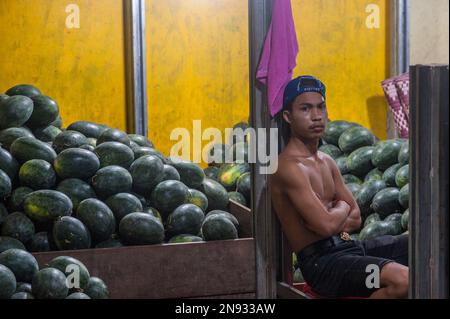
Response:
[273,154,308,182]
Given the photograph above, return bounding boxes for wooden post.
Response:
[410,64,449,299]
[248,0,278,299]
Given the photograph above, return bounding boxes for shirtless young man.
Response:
[270,76,409,299]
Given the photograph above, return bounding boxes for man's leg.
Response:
[369,262,409,299]
[362,234,408,266]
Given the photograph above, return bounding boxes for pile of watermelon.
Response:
[0,248,108,299]
[321,120,410,240]
[1,84,243,255]
[204,122,251,209]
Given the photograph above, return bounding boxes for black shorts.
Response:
[296,234,408,298]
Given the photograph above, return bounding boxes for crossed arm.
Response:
[275,158,362,237]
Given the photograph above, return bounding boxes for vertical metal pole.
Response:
[410,64,449,299]
[124,0,148,136]
[388,0,410,138]
[248,0,277,299]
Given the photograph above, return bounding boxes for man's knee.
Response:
[381,262,409,298]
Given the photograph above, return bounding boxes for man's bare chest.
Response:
[301,161,336,202]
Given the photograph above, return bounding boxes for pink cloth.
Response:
[256,0,299,117]
[381,74,410,138]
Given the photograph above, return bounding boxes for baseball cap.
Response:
[283,76,326,109]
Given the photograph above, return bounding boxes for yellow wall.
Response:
[292,0,389,139]
[146,0,250,159]
[0,0,127,131]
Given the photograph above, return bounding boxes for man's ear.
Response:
[283,110,291,124]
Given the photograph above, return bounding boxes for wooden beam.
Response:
[248,0,277,299]
[410,64,449,299]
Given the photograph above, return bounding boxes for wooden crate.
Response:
[32,201,255,299]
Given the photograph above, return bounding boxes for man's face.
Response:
[283,92,327,140]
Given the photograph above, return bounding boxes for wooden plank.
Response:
[248,0,277,299]
[229,200,253,238]
[33,239,255,299]
[410,64,449,299]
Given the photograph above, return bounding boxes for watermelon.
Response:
[0,203,7,227]
[170,158,205,189]
[56,178,97,210]
[384,213,403,235]
[104,193,143,224]
[119,212,164,246]
[10,137,57,164]
[347,146,375,177]
[85,137,97,147]
[128,134,153,148]
[52,130,88,154]
[229,122,251,145]
[161,164,181,181]
[0,96,34,129]
[91,166,133,199]
[398,183,409,208]
[79,144,95,152]
[205,210,239,230]
[24,190,73,222]
[95,238,123,249]
[207,144,230,166]
[33,125,62,143]
[0,127,35,151]
[0,148,19,181]
[94,141,134,169]
[15,282,32,293]
[401,209,409,231]
[319,144,343,159]
[165,204,205,237]
[322,121,355,146]
[228,191,247,206]
[66,292,91,299]
[294,268,305,283]
[217,163,250,191]
[0,264,16,299]
[231,142,250,163]
[0,169,12,199]
[371,139,403,170]
[201,215,238,241]
[66,121,107,139]
[7,187,33,212]
[11,292,35,299]
[76,199,116,243]
[398,142,409,165]
[198,178,230,212]
[338,126,376,154]
[84,277,109,299]
[1,212,35,244]
[143,207,162,223]
[371,188,403,218]
[204,166,219,180]
[132,147,166,163]
[27,232,50,252]
[26,95,59,128]
[5,84,41,98]
[336,156,350,175]
[168,234,203,243]
[19,159,56,190]
[343,174,362,185]
[346,183,361,196]
[46,256,90,291]
[97,128,131,147]
[53,216,91,250]
[395,164,409,188]
[0,94,8,102]
[130,192,148,209]
[50,116,63,129]
[359,221,395,240]
[129,155,164,196]
[0,249,38,283]
[382,163,402,187]
[150,180,190,218]
[355,180,386,217]
[236,172,251,202]
[54,148,100,180]
[363,213,381,227]
[364,168,383,182]
[187,189,209,212]
[32,268,68,299]
[0,237,26,253]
